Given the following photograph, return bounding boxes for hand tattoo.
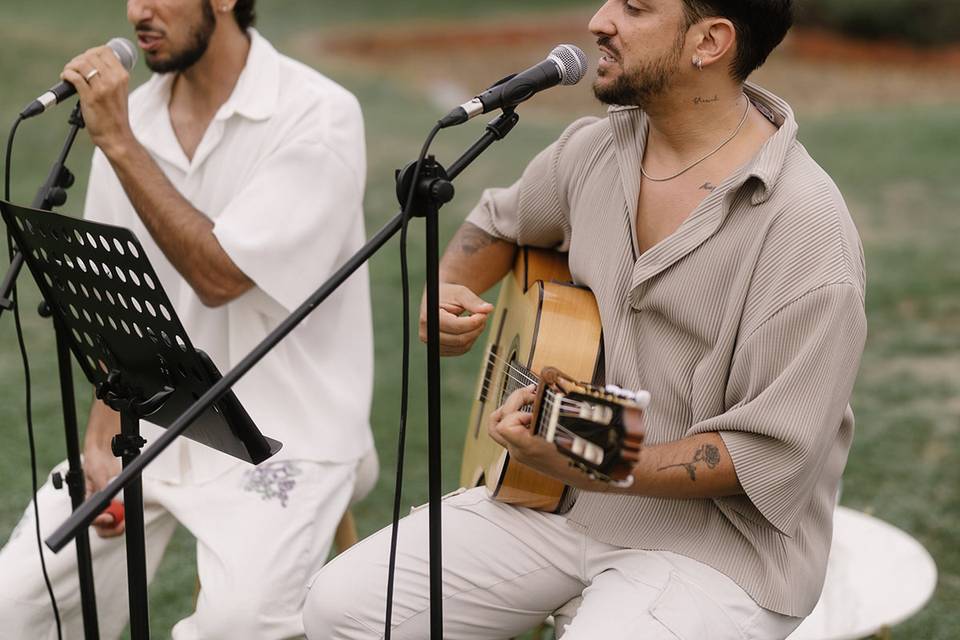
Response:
[657,444,721,481]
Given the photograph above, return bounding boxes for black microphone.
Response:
[19,38,138,120]
[439,44,588,128]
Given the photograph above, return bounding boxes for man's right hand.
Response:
[83,404,126,538]
[420,283,495,356]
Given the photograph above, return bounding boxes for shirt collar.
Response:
[608,81,799,206]
[130,29,280,171]
[137,28,279,125]
[214,29,280,122]
[737,82,797,204]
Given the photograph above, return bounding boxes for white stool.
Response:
[549,507,937,640]
[786,506,937,640]
[333,447,380,553]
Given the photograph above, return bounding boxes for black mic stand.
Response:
[393,107,519,637]
[0,102,101,640]
[44,107,520,640]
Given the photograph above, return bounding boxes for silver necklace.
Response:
[640,94,751,183]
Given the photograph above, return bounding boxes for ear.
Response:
[691,18,736,71]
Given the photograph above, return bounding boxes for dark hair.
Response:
[234,0,256,31]
[682,0,792,82]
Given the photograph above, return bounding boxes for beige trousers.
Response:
[0,458,357,640]
[303,487,802,640]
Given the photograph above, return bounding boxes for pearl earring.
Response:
[693,56,703,71]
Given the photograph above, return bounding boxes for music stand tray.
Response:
[1,199,281,638]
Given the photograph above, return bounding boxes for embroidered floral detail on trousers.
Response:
[242,461,303,507]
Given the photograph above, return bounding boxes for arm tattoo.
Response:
[657,444,721,481]
[455,224,500,256]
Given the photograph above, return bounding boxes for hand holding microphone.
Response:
[20,38,137,120]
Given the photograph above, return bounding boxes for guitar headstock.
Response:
[531,367,647,483]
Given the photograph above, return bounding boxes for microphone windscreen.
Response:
[550,45,588,86]
[108,37,138,72]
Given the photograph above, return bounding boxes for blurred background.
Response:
[0,1,957,638]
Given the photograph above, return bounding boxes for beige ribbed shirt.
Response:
[465,83,866,617]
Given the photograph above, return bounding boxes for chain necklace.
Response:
[640,94,751,183]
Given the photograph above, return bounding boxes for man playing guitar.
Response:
[304,1,866,638]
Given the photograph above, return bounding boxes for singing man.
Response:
[303,1,866,638]
[0,1,374,637]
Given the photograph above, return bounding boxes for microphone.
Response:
[19,37,138,120]
[440,44,588,128]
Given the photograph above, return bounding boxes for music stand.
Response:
[0,199,281,639]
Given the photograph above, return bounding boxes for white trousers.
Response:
[0,457,357,640]
[303,487,802,640]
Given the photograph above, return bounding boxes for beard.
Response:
[593,33,685,108]
[146,1,217,73]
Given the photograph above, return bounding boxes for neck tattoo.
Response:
[641,93,751,183]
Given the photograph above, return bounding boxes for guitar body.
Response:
[459,248,603,512]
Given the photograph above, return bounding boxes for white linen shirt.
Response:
[83,30,374,484]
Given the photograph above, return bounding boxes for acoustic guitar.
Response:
[459,248,647,512]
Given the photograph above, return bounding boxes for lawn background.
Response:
[0,2,957,638]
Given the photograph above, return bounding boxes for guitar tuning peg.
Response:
[632,390,651,408]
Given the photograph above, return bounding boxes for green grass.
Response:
[2,2,959,639]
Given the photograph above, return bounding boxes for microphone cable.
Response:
[383,120,443,640]
[5,114,65,640]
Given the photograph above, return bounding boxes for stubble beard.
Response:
[593,33,685,108]
[146,1,217,74]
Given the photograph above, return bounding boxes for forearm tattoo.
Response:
[657,444,721,481]
[455,223,500,256]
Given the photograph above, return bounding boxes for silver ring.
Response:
[84,68,100,81]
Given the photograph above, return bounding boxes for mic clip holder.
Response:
[395,158,454,215]
[396,108,520,214]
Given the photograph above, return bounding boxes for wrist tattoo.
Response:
[456,224,499,256]
[657,444,721,481]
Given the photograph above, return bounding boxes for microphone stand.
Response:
[1,102,101,640]
[46,107,520,640]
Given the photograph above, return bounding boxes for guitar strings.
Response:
[480,351,586,412]
[494,358,584,410]
[476,354,610,460]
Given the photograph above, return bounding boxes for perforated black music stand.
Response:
[0,199,281,639]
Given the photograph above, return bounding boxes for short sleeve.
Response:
[692,282,866,535]
[212,98,365,312]
[465,116,598,250]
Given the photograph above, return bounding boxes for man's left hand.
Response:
[61,46,134,155]
[488,386,612,493]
